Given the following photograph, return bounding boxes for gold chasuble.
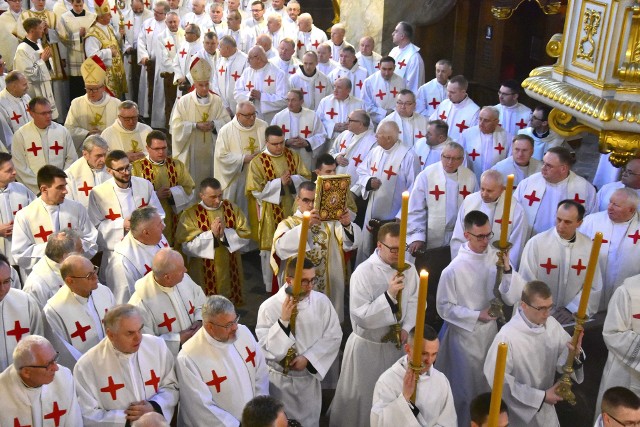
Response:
[175,201,250,305]
[84,24,127,98]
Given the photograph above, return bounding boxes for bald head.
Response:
[248,45,268,69]
[376,121,400,150]
[256,34,272,51]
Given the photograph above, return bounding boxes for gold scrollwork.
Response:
[599,131,640,167]
[577,9,602,62]
[618,4,640,82]
[548,108,599,138]
[546,33,564,58]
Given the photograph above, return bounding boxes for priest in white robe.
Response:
[595,159,640,211]
[371,325,457,427]
[579,188,640,311]
[519,200,602,323]
[74,304,179,426]
[0,71,31,152]
[355,36,382,77]
[484,281,584,427]
[294,13,326,60]
[65,135,110,209]
[289,50,333,111]
[326,23,352,61]
[101,101,152,163]
[216,35,248,116]
[176,295,270,427]
[1,335,83,427]
[430,75,480,142]
[492,134,543,187]
[327,45,368,100]
[388,21,425,93]
[12,97,77,193]
[269,38,300,77]
[316,43,339,77]
[495,80,532,143]
[44,254,115,368]
[515,147,596,236]
[450,170,529,268]
[221,11,255,54]
[416,59,451,118]
[129,248,206,357]
[316,77,364,143]
[0,0,22,72]
[171,22,201,93]
[330,222,419,427]
[362,57,405,126]
[436,210,525,426]
[256,257,342,427]
[379,89,429,149]
[412,120,452,171]
[12,165,98,272]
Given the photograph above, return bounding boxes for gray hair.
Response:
[442,141,465,157]
[613,187,640,208]
[155,0,170,12]
[13,335,51,369]
[236,100,255,113]
[118,100,139,113]
[186,23,201,38]
[59,253,90,280]
[45,229,81,263]
[166,11,179,19]
[82,134,109,153]
[202,295,235,321]
[219,35,237,48]
[480,105,500,119]
[152,248,183,276]
[130,206,159,235]
[480,169,504,184]
[103,304,143,332]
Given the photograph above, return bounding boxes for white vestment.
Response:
[436,242,524,426]
[271,107,327,170]
[430,96,480,142]
[380,111,429,149]
[413,139,448,171]
[0,89,30,151]
[579,211,640,310]
[459,125,510,183]
[519,227,602,315]
[65,158,110,209]
[0,288,43,370]
[12,197,98,270]
[362,72,406,125]
[519,126,566,161]
[484,308,582,427]
[0,181,35,265]
[64,94,120,152]
[317,59,339,77]
[492,156,543,187]
[356,51,382,77]
[289,66,333,110]
[215,50,248,112]
[12,121,77,193]
[328,63,368,100]
[495,102,532,142]
[74,334,179,426]
[22,255,63,308]
[256,285,342,427]
[416,78,447,118]
[0,364,83,427]
[171,39,201,85]
[371,356,457,427]
[269,55,301,78]
[450,191,529,268]
[101,120,152,158]
[220,27,255,53]
[329,129,377,190]
[121,9,153,101]
[128,272,206,356]
[234,62,287,123]
[388,43,425,93]
[329,251,419,427]
[595,181,640,212]
[137,18,167,124]
[176,325,270,426]
[593,153,621,190]
[316,94,364,140]
[0,10,21,71]
[295,26,327,60]
[14,40,58,119]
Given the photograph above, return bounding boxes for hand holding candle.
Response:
[576,232,603,319]
[488,342,508,427]
[292,212,311,296]
[499,175,514,248]
[398,191,410,270]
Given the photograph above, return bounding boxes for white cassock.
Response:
[459,126,510,183]
[492,156,543,187]
[327,40,353,62]
[272,211,361,323]
[593,153,621,190]
[416,78,447,118]
[265,29,286,49]
[413,138,448,171]
[595,181,640,212]
[0,182,35,266]
[74,334,179,426]
[155,27,185,102]
[329,251,419,427]
[328,63,368,100]
[234,62,287,123]
[60,10,97,79]
[596,276,640,413]
[128,272,206,357]
[106,232,170,304]
[355,141,420,265]
[579,211,640,310]
[101,120,152,158]
[484,308,582,427]
[64,94,120,152]
[514,171,596,236]
[22,255,63,308]
[430,96,480,142]
[0,10,21,71]
[44,284,114,368]
[356,51,382,77]
[213,116,268,218]
[270,107,327,170]
[0,364,83,427]
[289,67,333,111]
[329,129,377,191]
[269,56,300,79]
[65,158,111,209]
[380,111,429,149]
[12,197,98,271]
[172,39,202,86]
[436,242,525,426]
[407,162,478,250]
[0,89,30,151]
[495,103,532,142]
[170,90,232,187]
[388,43,425,93]
[317,59,339,77]
[14,40,58,120]
[518,126,566,161]
[215,50,248,113]
[12,121,77,193]
[316,95,365,141]
[295,26,327,60]
[220,28,255,54]
[176,325,270,426]
[450,191,529,268]
[256,285,342,427]
[181,11,213,33]
[137,18,167,126]
[0,288,43,370]
[121,9,153,101]
[371,356,457,427]
[519,227,602,315]
[362,72,405,125]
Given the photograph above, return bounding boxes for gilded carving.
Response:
[546,33,564,58]
[577,8,602,62]
[617,4,640,82]
[599,131,640,167]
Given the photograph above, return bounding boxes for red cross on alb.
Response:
[300,126,312,138]
[165,40,174,51]
[264,75,274,86]
[246,81,254,91]
[43,401,67,427]
[326,108,338,119]
[50,141,64,156]
[429,185,444,200]
[383,165,397,180]
[494,143,505,154]
[516,118,527,129]
[206,370,227,393]
[78,181,93,197]
[27,142,42,157]
[523,190,541,206]
[125,21,133,30]
[245,346,256,367]
[397,59,407,69]
[34,225,53,242]
[100,376,125,400]
[7,320,29,341]
[428,98,440,109]
[468,149,480,161]
[145,369,161,393]
[375,89,386,100]
[70,321,91,342]
[571,259,586,275]
[280,125,289,135]
[540,257,558,274]
[316,82,326,92]
[145,26,153,34]
[455,120,469,133]
[10,111,21,124]
[231,71,241,81]
[352,154,363,167]
[459,186,471,198]
[628,230,640,244]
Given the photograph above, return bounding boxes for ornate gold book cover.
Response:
[314,174,351,221]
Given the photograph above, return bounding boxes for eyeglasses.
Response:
[605,412,640,427]
[622,168,640,177]
[210,314,240,329]
[396,101,415,106]
[110,164,132,173]
[523,301,555,313]
[68,265,99,279]
[85,85,105,93]
[442,154,464,162]
[22,352,59,370]
[32,110,53,116]
[379,241,401,254]
[466,231,494,241]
